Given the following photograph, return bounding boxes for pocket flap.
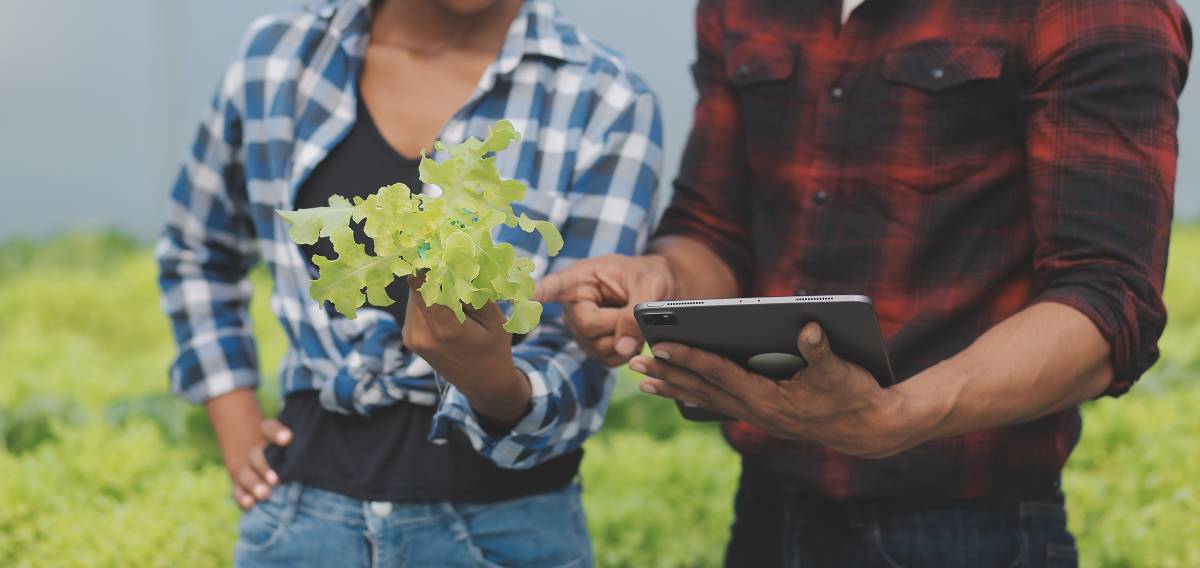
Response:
[724,36,797,86]
[883,43,1005,92]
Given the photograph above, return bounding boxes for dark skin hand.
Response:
[402,274,532,425]
[534,236,738,365]
[541,236,1113,458]
[534,253,676,366]
[629,322,908,458]
[630,303,1113,459]
[204,389,293,510]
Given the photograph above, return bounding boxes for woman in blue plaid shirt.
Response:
[156,0,661,565]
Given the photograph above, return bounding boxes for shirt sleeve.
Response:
[1023,0,1191,395]
[652,0,755,292]
[156,55,261,404]
[430,85,664,470]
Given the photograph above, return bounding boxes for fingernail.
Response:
[806,327,822,346]
[266,470,279,485]
[240,496,253,508]
[652,349,670,361]
[254,484,269,499]
[640,382,657,395]
[277,430,291,444]
[616,336,639,356]
[629,360,647,373]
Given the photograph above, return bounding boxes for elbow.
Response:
[1035,265,1167,396]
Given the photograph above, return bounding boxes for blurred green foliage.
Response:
[0,228,1197,567]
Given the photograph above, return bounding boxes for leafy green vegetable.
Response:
[276,120,562,334]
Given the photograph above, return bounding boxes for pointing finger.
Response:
[535,266,588,303]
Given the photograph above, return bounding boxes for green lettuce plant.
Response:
[277,120,563,333]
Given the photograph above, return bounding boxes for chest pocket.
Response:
[724,36,801,180]
[883,43,1004,92]
[873,42,1013,192]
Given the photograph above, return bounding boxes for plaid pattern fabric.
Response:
[656,0,1190,497]
[157,0,662,469]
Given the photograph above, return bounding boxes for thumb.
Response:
[795,322,835,374]
[613,278,668,358]
[613,308,647,358]
[261,418,292,446]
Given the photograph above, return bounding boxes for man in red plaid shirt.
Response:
[539,0,1191,565]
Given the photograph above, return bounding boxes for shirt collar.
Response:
[324,0,588,70]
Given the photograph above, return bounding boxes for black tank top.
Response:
[265,96,581,503]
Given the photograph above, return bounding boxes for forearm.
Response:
[895,302,1112,448]
[205,388,265,475]
[648,235,741,299]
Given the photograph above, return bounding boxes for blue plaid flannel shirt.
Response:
[156,0,662,469]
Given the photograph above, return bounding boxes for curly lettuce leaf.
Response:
[309,227,412,318]
[276,195,354,245]
[276,119,563,334]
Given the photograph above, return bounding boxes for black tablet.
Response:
[634,295,895,421]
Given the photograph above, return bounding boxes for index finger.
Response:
[534,268,586,304]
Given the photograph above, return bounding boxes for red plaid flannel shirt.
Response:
[655,0,1191,498]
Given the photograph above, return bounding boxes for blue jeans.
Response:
[235,482,591,567]
[726,468,1079,568]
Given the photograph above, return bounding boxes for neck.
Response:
[371,0,520,54]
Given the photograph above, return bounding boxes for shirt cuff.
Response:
[1034,282,1154,398]
[173,367,260,405]
[428,358,558,470]
[653,216,753,293]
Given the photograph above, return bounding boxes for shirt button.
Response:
[830,87,845,99]
[931,68,945,80]
[736,64,751,80]
[812,190,829,205]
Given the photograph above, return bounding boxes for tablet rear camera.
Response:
[643,312,678,326]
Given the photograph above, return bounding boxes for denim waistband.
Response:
[265,481,583,529]
[740,462,1064,511]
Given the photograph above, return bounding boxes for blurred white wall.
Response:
[0,0,1196,239]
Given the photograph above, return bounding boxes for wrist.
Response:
[886,373,957,451]
[456,363,532,425]
[647,236,739,298]
[643,252,679,299]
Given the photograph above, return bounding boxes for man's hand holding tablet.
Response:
[535,248,918,459]
[628,320,910,459]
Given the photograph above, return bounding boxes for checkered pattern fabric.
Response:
[157,0,662,469]
[656,0,1189,497]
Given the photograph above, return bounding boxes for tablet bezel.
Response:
[634,295,895,421]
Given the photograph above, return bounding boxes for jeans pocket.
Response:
[236,484,298,553]
[1019,501,1078,568]
[465,484,590,568]
[872,504,1027,568]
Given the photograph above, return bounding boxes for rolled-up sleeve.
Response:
[1023,0,1191,395]
[156,57,261,404]
[430,86,663,469]
[653,0,754,292]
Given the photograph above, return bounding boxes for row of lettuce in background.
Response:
[0,227,1197,567]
